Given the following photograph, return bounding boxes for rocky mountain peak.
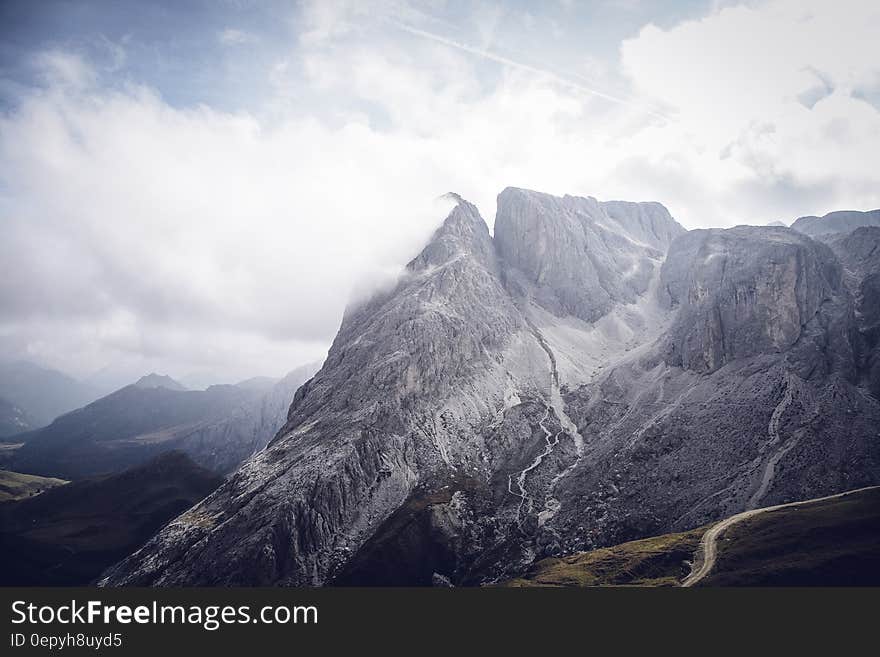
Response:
[407,194,495,272]
[133,373,187,391]
[97,188,880,589]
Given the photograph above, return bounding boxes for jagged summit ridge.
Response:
[408,195,496,271]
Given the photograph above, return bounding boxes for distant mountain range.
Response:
[8,363,319,479]
[0,361,102,430]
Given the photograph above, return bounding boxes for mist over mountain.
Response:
[0,397,34,438]
[1,0,878,598]
[0,361,101,429]
[98,189,880,587]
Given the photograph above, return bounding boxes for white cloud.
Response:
[32,50,97,89]
[218,28,256,45]
[0,63,452,381]
[619,0,880,222]
[2,0,879,382]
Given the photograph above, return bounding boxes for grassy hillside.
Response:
[0,469,67,502]
[500,487,880,587]
[501,527,705,587]
[701,487,880,586]
[0,451,221,585]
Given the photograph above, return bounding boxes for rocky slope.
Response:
[175,362,321,474]
[99,190,880,586]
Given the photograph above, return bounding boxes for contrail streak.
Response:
[388,19,670,121]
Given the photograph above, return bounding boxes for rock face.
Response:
[826,227,880,399]
[660,226,850,377]
[495,188,684,323]
[99,190,880,587]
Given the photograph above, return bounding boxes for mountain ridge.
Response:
[99,189,880,587]
[0,361,101,430]
[791,208,880,238]
[10,362,319,479]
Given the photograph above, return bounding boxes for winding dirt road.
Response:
[681,485,879,587]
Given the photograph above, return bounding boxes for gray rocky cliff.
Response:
[826,227,880,398]
[495,187,685,323]
[659,226,852,378]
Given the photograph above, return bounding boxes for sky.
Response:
[1,0,879,388]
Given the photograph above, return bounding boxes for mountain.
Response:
[99,189,880,587]
[165,362,321,475]
[233,376,281,393]
[0,361,101,429]
[9,383,258,479]
[9,363,320,479]
[0,396,34,438]
[133,373,187,391]
[791,208,880,238]
[0,451,222,585]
